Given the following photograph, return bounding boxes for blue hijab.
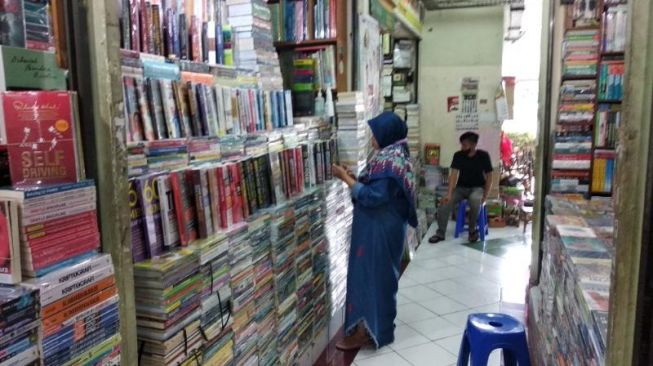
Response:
[359,112,417,228]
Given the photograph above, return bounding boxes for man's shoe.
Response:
[468,231,479,243]
[336,326,372,351]
[429,235,445,244]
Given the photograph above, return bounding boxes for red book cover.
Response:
[191,15,201,62]
[215,166,228,229]
[26,225,98,251]
[294,147,304,193]
[330,0,337,38]
[129,0,141,51]
[139,0,149,52]
[169,169,198,246]
[29,232,100,270]
[23,210,96,236]
[1,91,80,187]
[228,163,243,224]
[236,163,249,219]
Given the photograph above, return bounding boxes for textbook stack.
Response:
[24,254,121,365]
[294,191,316,355]
[405,103,420,158]
[336,92,369,175]
[528,196,613,366]
[134,249,203,365]
[562,30,600,77]
[309,188,329,334]
[0,285,40,365]
[269,202,298,365]
[248,214,276,366]
[324,180,353,315]
[226,0,285,90]
[189,232,232,353]
[551,80,596,194]
[227,224,258,365]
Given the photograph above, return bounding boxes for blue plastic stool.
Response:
[457,313,531,366]
[454,200,489,241]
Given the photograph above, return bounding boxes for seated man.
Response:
[429,132,493,243]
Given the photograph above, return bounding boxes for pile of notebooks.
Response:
[134,249,203,365]
[228,224,258,365]
[528,196,613,366]
[270,203,298,364]
[249,214,276,366]
[336,92,369,175]
[0,285,40,365]
[24,254,121,365]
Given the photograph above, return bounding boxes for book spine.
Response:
[159,80,181,138]
[229,164,243,224]
[23,211,96,238]
[172,80,193,137]
[129,0,141,51]
[137,175,164,257]
[207,167,222,233]
[41,275,115,320]
[245,159,259,213]
[237,163,249,219]
[146,78,168,140]
[139,0,149,52]
[124,77,144,142]
[129,179,147,262]
[145,2,155,53]
[186,82,202,136]
[215,166,228,229]
[197,84,211,136]
[157,175,181,248]
[192,169,208,239]
[191,15,201,62]
[179,13,188,59]
[135,79,156,141]
[122,0,131,49]
[152,4,162,55]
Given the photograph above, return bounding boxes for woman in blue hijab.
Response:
[332,111,418,350]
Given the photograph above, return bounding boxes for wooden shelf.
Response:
[274,38,338,50]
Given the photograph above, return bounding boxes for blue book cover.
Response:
[277,91,286,127]
[271,91,279,128]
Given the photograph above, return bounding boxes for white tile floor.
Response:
[352,224,531,366]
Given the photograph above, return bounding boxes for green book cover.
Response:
[0,46,67,90]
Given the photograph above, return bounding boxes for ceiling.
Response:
[422,0,525,10]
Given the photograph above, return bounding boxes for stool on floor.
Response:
[457,313,531,366]
[454,200,489,241]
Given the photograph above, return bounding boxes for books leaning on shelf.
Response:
[0,285,40,365]
[0,0,56,51]
[595,104,621,149]
[602,4,628,53]
[0,91,85,187]
[121,51,294,143]
[591,149,616,194]
[598,60,624,101]
[270,0,337,42]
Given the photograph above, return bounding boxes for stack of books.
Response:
[269,203,298,365]
[202,330,234,365]
[294,192,315,355]
[0,285,40,365]
[528,196,613,366]
[405,104,420,158]
[134,249,203,365]
[227,224,258,365]
[562,30,600,77]
[24,254,121,365]
[551,80,596,194]
[309,188,329,334]
[189,233,232,347]
[336,92,369,175]
[248,214,276,366]
[323,181,353,316]
[292,58,316,92]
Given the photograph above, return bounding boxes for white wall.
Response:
[418,7,504,167]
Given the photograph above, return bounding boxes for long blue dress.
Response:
[345,178,411,348]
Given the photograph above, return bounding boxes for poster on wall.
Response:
[357,15,383,119]
[447,96,459,112]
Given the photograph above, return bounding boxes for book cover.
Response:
[216,165,232,229]
[134,78,156,141]
[0,200,19,284]
[204,85,219,136]
[152,4,162,55]
[1,91,82,187]
[229,163,244,224]
[179,13,188,60]
[206,166,221,233]
[243,159,258,213]
[172,80,192,137]
[169,169,197,246]
[139,0,148,52]
[123,77,143,142]
[191,15,201,62]
[146,78,167,139]
[145,1,154,53]
[196,84,210,136]
[156,174,180,249]
[158,79,180,139]
[186,81,202,136]
[0,0,26,48]
[136,173,164,258]
[128,179,148,262]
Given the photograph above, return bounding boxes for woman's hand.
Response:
[332,164,348,181]
[346,167,356,180]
